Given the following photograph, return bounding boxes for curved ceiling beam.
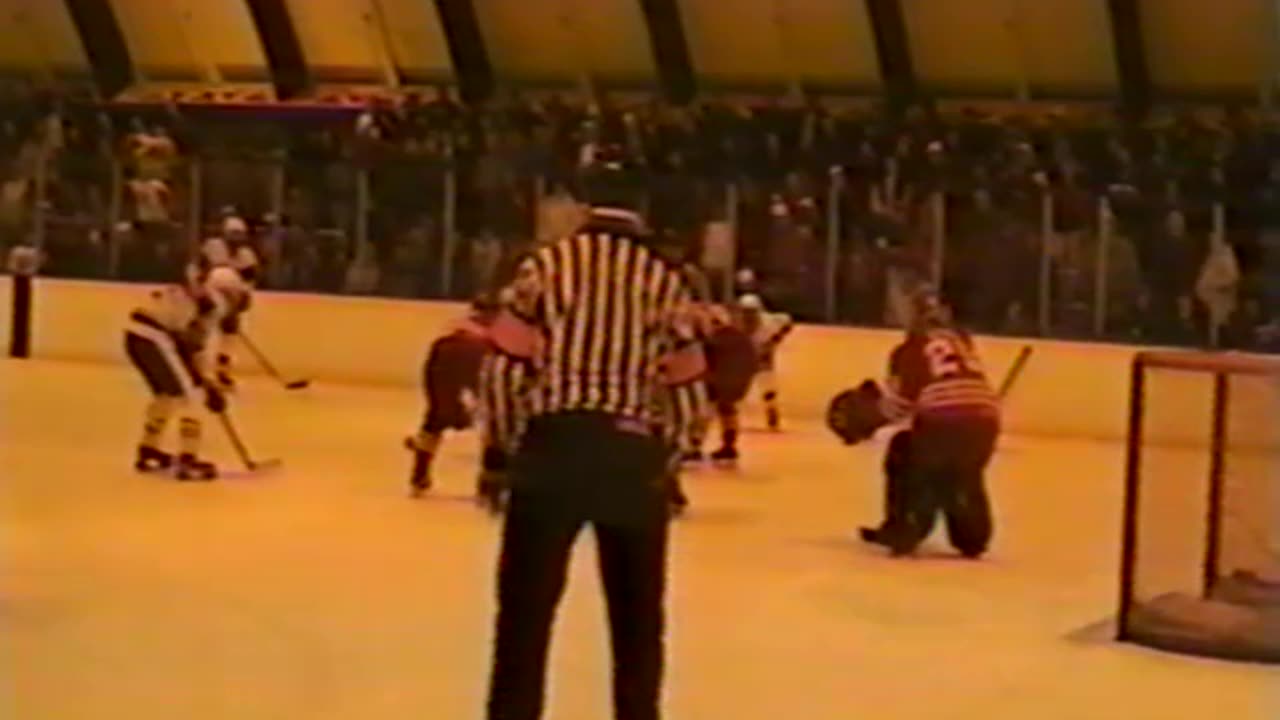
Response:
[1106,0,1150,117]
[243,0,311,99]
[62,0,133,98]
[433,0,493,103]
[864,0,916,110]
[638,0,696,104]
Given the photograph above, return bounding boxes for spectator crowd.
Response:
[2,79,1278,352]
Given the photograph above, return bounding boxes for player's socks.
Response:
[215,354,235,392]
[140,397,171,448]
[711,419,739,463]
[408,451,432,496]
[764,392,781,431]
[404,432,441,496]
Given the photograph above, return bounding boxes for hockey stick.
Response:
[240,333,311,390]
[216,411,282,472]
[997,345,1034,399]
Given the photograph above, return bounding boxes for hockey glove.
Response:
[204,386,228,414]
[826,379,888,445]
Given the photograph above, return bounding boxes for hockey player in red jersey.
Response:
[827,288,999,558]
[404,294,501,496]
[702,303,762,465]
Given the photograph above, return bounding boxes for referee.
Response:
[481,148,707,720]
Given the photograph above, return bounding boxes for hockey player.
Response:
[123,283,229,480]
[738,293,792,431]
[700,303,760,465]
[475,349,531,513]
[827,289,1000,558]
[187,216,260,391]
[404,294,501,497]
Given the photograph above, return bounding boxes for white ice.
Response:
[2,359,1276,719]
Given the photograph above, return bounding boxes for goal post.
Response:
[1117,350,1280,663]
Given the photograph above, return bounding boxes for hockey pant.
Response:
[879,417,997,556]
[125,323,205,456]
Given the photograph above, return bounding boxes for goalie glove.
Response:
[825,379,889,445]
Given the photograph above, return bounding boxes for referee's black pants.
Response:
[487,412,671,720]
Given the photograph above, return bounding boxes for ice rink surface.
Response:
[2,358,1276,719]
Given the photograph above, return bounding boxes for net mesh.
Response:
[1123,359,1280,662]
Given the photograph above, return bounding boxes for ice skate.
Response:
[407,451,432,498]
[408,459,431,497]
[710,445,739,465]
[667,480,690,517]
[134,445,174,473]
[766,408,781,432]
[859,524,917,557]
[175,454,218,481]
[476,475,506,514]
[858,525,888,546]
[680,449,704,465]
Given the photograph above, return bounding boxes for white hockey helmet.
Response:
[222,216,248,239]
[738,293,765,312]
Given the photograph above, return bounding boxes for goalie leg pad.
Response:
[911,416,999,557]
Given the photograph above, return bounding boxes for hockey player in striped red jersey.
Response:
[404,294,502,496]
[123,283,230,480]
[827,288,999,558]
[700,303,761,465]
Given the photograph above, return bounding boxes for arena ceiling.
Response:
[0,0,1272,101]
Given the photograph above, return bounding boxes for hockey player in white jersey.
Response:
[201,264,253,392]
[187,216,258,391]
[123,283,229,480]
[737,293,792,431]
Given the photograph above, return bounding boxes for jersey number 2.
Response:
[924,337,980,379]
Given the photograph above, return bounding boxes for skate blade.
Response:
[410,490,498,507]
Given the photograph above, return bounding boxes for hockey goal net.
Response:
[1117,350,1280,663]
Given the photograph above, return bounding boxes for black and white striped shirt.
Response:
[484,207,707,451]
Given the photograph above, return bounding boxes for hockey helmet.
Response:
[908,285,950,329]
[738,294,765,312]
[222,216,248,239]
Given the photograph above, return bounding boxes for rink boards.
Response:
[2,276,1276,449]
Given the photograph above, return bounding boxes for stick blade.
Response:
[284,380,311,390]
[221,458,283,480]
